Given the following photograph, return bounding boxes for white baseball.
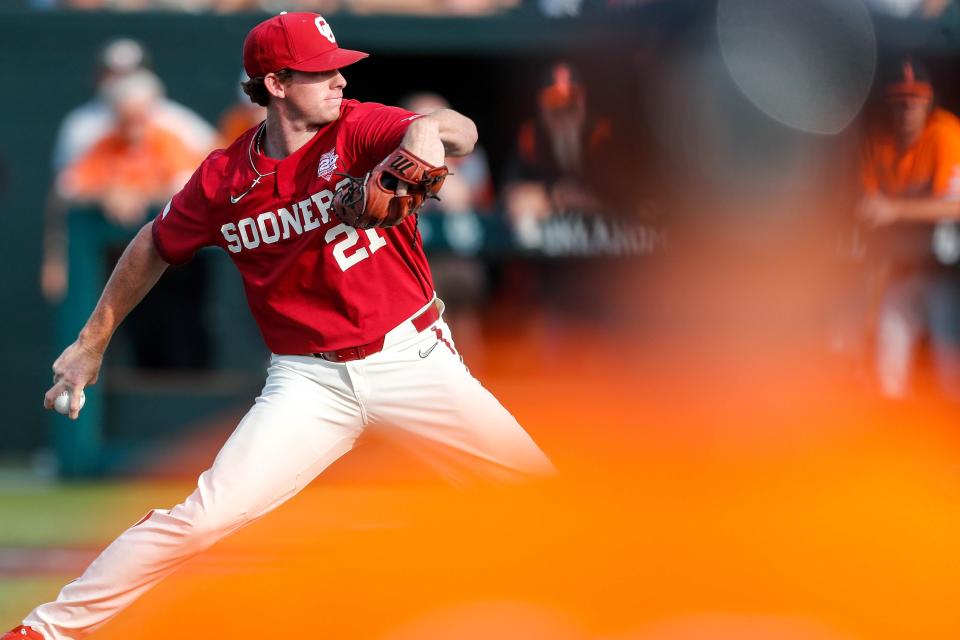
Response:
[54,390,86,415]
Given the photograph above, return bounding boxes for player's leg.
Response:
[923,273,960,402]
[874,274,924,399]
[21,355,364,640]
[364,317,556,485]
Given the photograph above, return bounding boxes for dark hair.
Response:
[241,69,293,107]
[882,57,932,88]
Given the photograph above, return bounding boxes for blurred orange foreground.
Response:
[90,247,960,640]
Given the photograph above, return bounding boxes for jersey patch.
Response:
[318,148,339,181]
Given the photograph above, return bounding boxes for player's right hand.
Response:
[44,340,104,420]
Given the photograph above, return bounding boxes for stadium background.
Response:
[3,1,960,638]
[0,7,655,456]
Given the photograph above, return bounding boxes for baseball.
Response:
[54,390,86,415]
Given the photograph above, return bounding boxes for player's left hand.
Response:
[332,147,449,229]
[857,194,899,228]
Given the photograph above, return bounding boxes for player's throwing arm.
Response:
[43,223,169,420]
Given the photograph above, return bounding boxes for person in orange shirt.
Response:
[58,70,201,225]
[43,69,203,303]
[858,58,960,400]
[51,69,212,370]
[503,63,615,248]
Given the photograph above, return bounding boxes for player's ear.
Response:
[264,72,288,100]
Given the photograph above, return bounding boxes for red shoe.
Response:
[2,627,43,640]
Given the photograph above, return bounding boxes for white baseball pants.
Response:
[23,298,555,640]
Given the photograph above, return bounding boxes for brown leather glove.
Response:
[332,147,449,229]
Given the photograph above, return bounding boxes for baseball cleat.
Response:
[1,626,43,640]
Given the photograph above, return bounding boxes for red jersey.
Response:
[152,99,435,354]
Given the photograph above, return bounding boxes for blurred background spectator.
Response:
[502,62,616,248]
[56,70,201,223]
[51,38,215,176]
[43,40,218,371]
[856,58,960,401]
[42,38,215,304]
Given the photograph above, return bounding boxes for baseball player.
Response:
[6,13,554,640]
[857,58,960,400]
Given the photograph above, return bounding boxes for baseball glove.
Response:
[332,147,449,229]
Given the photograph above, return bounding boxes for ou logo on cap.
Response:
[315,16,336,43]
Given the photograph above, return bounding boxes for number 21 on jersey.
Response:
[326,225,387,271]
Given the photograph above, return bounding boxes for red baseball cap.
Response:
[243,12,368,78]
